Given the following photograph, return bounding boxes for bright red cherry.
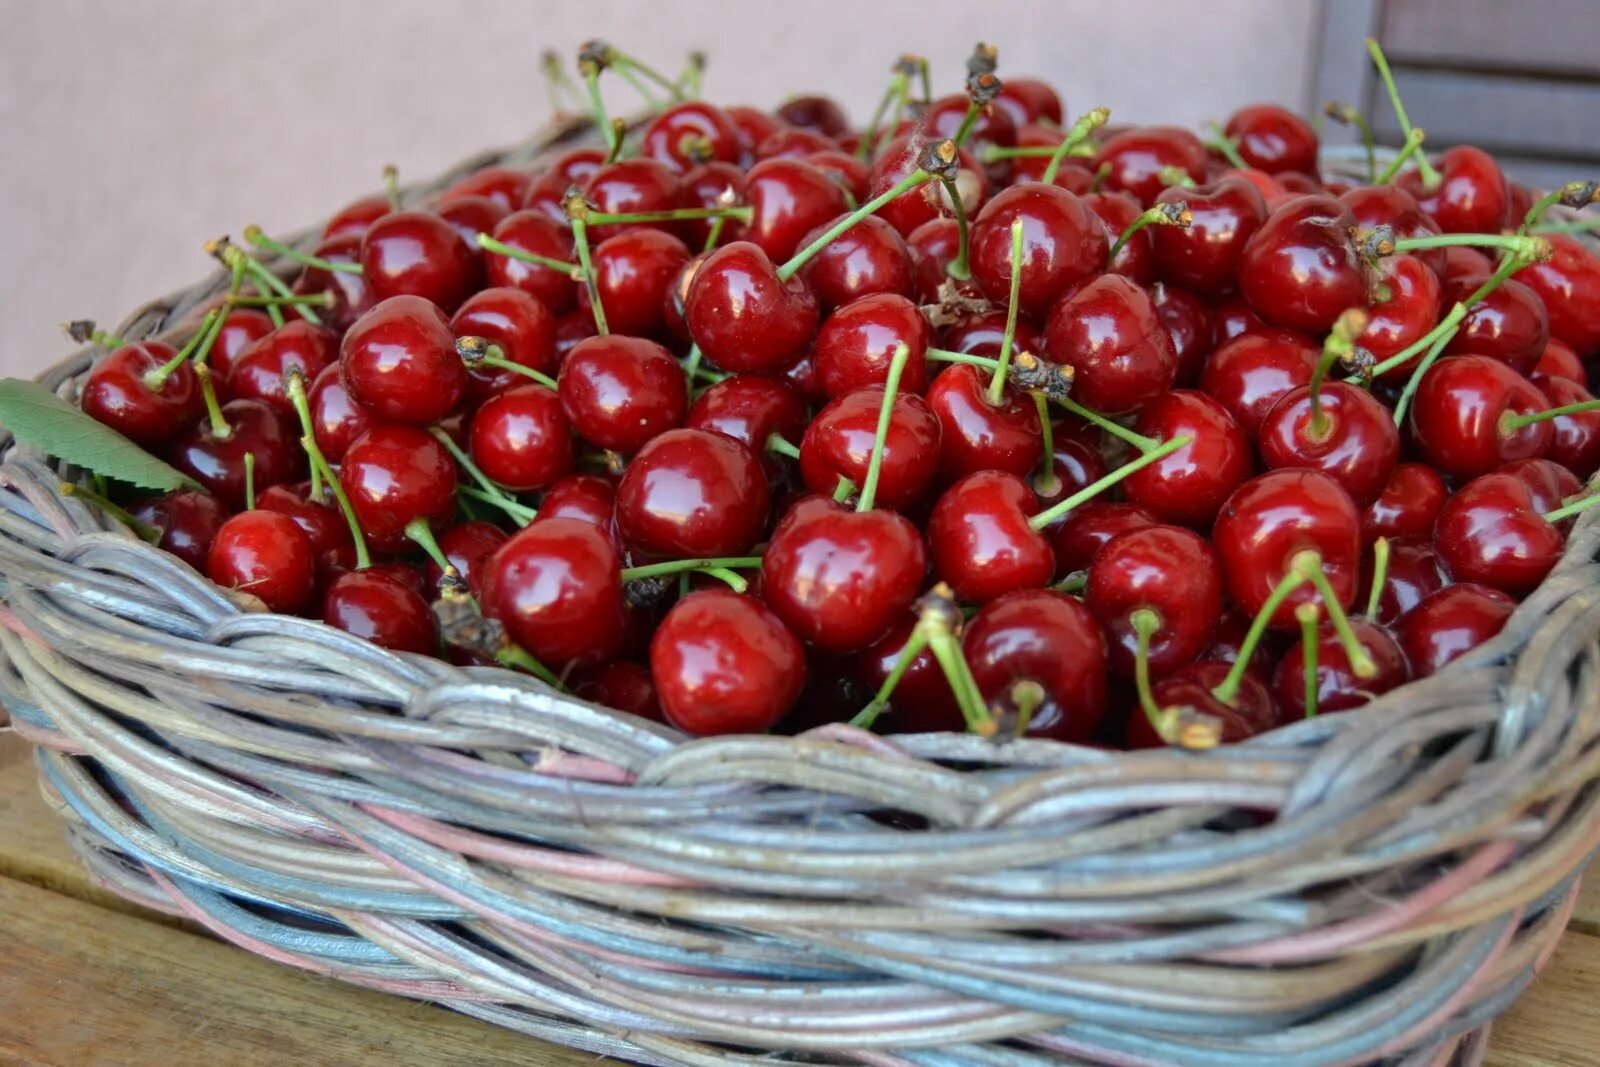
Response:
[450,286,559,402]
[1409,355,1551,478]
[1199,329,1319,436]
[1434,468,1569,596]
[1151,177,1267,295]
[581,228,691,339]
[922,90,1018,175]
[1534,374,1600,478]
[803,149,871,203]
[994,77,1063,128]
[1033,435,1107,512]
[743,158,849,262]
[537,474,616,533]
[797,215,915,310]
[257,482,350,563]
[206,510,315,614]
[323,194,391,240]
[1084,190,1157,285]
[306,365,372,463]
[1148,281,1216,385]
[812,293,930,398]
[168,399,302,509]
[676,161,745,248]
[640,101,742,172]
[651,590,806,736]
[322,569,438,654]
[1360,536,1446,626]
[422,519,508,598]
[1397,583,1515,678]
[616,428,770,558]
[1092,126,1208,205]
[775,95,851,138]
[684,241,819,374]
[1441,271,1549,375]
[433,195,505,286]
[924,363,1042,482]
[582,158,683,242]
[964,589,1109,743]
[685,374,808,478]
[208,308,276,383]
[339,295,464,425]
[1534,338,1585,382]
[1340,184,1446,279]
[800,386,942,511]
[971,183,1108,319]
[1517,235,1600,357]
[558,335,687,454]
[1363,462,1449,544]
[483,210,577,314]
[293,234,372,334]
[81,342,202,447]
[1273,617,1407,718]
[939,310,1045,361]
[130,490,226,572]
[1359,255,1443,379]
[1258,381,1400,506]
[481,517,628,665]
[441,165,533,212]
[1223,105,1318,175]
[468,384,572,491]
[225,320,337,416]
[359,210,476,311]
[927,471,1053,603]
[852,618,965,733]
[1123,390,1253,527]
[868,133,989,237]
[1043,274,1177,414]
[1049,501,1159,577]
[1130,661,1278,747]
[1238,195,1367,333]
[1086,525,1223,678]
[338,425,457,552]
[1398,146,1508,235]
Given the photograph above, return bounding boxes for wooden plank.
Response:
[0,875,585,1066]
[1368,67,1600,161]
[1308,0,1380,147]
[1485,930,1600,1067]
[1380,0,1600,79]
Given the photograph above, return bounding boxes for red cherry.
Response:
[964,589,1109,743]
[906,217,980,304]
[743,158,849,262]
[1006,126,1093,188]
[1084,191,1157,285]
[1212,293,1272,343]
[1091,126,1206,203]
[1033,435,1107,511]
[537,474,615,532]
[1133,661,1278,746]
[684,241,819,374]
[775,95,851,138]
[994,78,1063,128]
[1364,462,1449,544]
[852,619,964,733]
[1043,274,1177,415]
[434,194,506,283]
[293,234,373,333]
[1258,381,1400,506]
[81,342,202,447]
[554,308,598,360]
[1199,328,1319,436]
[1086,525,1223,678]
[971,183,1108,319]
[924,363,1042,481]
[257,482,350,560]
[1273,617,1407,718]
[1534,338,1585,383]
[208,308,276,383]
[581,228,691,339]
[1360,536,1446,626]
[685,374,808,477]
[483,210,577,314]
[1123,390,1253,527]
[1213,470,1362,628]
[755,127,838,160]
[324,194,391,240]
[307,365,372,463]
[206,510,315,614]
[441,165,533,212]
[800,386,942,511]
[423,519,508,598]
[1398,146,1508,234]
[130,490,226,572]
[481,517,627,665]
[359,210,476,311]
[225,321,337,416]
[1397,583,1515,678]
[1151,177,1267,295]
[725,105,782,154]
[168,399,303,510]
[1433,468,1568,596]
[339,425,457,552]
[640,101,742,172]
[322,569,437,654]
[760,497,926,654]
[1360,254,1443,379]
[812,293,930,398]
[582,159,683,242]
[616,428,770,558]
[676,162,745,248]
[450,286,559,402]
[922,91,1018,175]
[572,660,663,722]
[1049,501,1159,576]
[1534,374,1600,478]
[651,589,806,736]
[1517,235,1600,357]
[868,133,989,237]
[1148,282,1216,385]
[339,295,465,425]
[927,471,1053,603]
[468,384,572,491]
[1409,355,1550,478]
[939,310,1045,360]
[1223,105,1318,175]
[1238,195,1367,333]
[558,335,687,454]
[803,149,871,203]
[1198,608,1282,675]
[797,215,915,310]
[1441,271,1549,375]
[1340,185,1446,279]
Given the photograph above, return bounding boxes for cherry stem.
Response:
[1213,569,1306,706]
[1129,607,1174,742]
[1392,233,1548,258]
[382,164,402,212]
[849,623,930,730]
[1366,536,1391,621]
[1375,127,1428,185]
[458,484,538,524]
[242,452,256,510]
[858,62,912,162]
[870,74,913,161]
[612,63,661,109]
[404,518,452,573]
[193,364,231,440]
[777,167,938,282]
[1029,435,1192,530]
[542,49,588,115]
[1366,37,1441,189]
[1291,550,1376,678]
[497,643,565,689]
[301,435,371,570]
[943,179,973,282]
[676,51,705,100]
[927,347,998,370]
[1503,397,1600,432]
[1324,101,1377,183]
[620,556,763,584]
[606,48,685,102]
[986,217,1026,405]
[58,482,162,543]
[1030,391,1061,498]
[856,343,911,513]
[1517,182,1599,234]
[143,309,220,391]
[1544,491,1600,524]
[1307,308,1369,438]
[586,205,753,227]
[1108,201,1192,263]
[244,226,363,274]
[1157,166,1196,190]
[227,292,335,309]
[217,240,322,326]
[1042,107,1111,186]
[64,321,128,348]
[924,625,993,735]
[1053,571,1087,594]
[1204,122,1249,170]
[566,214,608,335]
[475,234,581,275]
[832,476,856,505]
[579,59,619,159]
[983,143,1095,163]
[703,214,730,252]
[428,428,534,527]
[1089,162,1112,193]
[283,371,324,501]
[766,434,801,460]
[1052,394,1161,454]
[1297,602,1321,719]
[454,337,560,391]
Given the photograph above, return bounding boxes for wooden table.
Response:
[0,732,1594,1066]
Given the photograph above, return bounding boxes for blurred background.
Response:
[1,0,1593,374]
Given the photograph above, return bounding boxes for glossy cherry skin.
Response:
[323,194,391,240]
[1224,105,1318,175]
[926,471,1053,603]
[1087,525,1223,678]
[1033,434,1107,512]
[257,482,350,562]
[650,589,806,736]
[582,159,684,242]
[1049,501,1159,577]
[964,589,1109,743]
[1258,382,1400,507]
[939,310,1045,361]
[1340,184,1446,279]
[225,320,337,416]
[293,234,373,334]
[1152,177,1267,296]
[1213,470,1362,629]
[130,490,226,572]
[441,165,533,212]
[852,618,965,733]
[450,286,559,402]
[558,335,687,454]
[1116,390,1251,527]
[1273,617,1407,718]
[803,149,871,202]
[339,295,464,425]
[971,183,1108,319]
[1397,583,1515,678]
[1082,191,1157,285]
[468,384,572,491]
[81,342,202,447]
[640,101,742,172]
[1148,282,1215,386]
[305,365,371,463]
[1091,126,1208,205]
[1198,608,1282,676]
[812,293,930,398]
[1212,293,1272,343]
[1363,462,1449,545]
[322,569,437,654]
[1433,470,1567,596]
[1238,196,1367,333]
[537,473,616,533]
[435,194,505,276]
[582,228,690,339]
[1534,374,1600,478]
[756,127,837,160]
[1535,339,1585,383]
[1360,255,1443,379]
[482,210,577,314]
[994,77,1063,127]
[1517,235,1600,357]
[1199,328,1319,437]
[1398,145,1508,235]
[1130,662,1278,747]
[798,214,915,310]
[359,210,475,311]
[760,497,926,654]
[1044,274,1177,415]
[922,91,1018,176]
[206,510,316,614]
[1360,536,1446,626]
[1409,355,1551,478]
[571,660,663,722]
[675,161,746,248]
[869,133,989,238]
[616,428,770,558]
[338,425,457,552]
[800,387,942,511]
[685,241,819,375]
[168,399,302,510]
[481,517,628,665]
[905,217,977,304]
[724,105,781,155]
[208,308,276,383]
[420,519,508,599]
[1441,272,1549,375]
[775,95,851,138]
[924,363,1042,482]
[742,158,849,262]
[685,374,808,478]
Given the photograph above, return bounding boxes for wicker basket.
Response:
[3,118,1599,1067]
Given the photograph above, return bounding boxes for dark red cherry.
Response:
[130,490,226,572]
[760,497,926,654]
[939,310,1045,360]
[468,384,572,491]
[481,517,627,665]
[1224,105,1318,175]
[225,320,337,416]
[422,519,507,598]
[1360,536,1445,626]
[755,127,837,160]
[797,214,915,310]
[1212,293,1273,343]
[339,295,464,424]
[685,374,808,477]
[1148,282,1216,385]
[582,158,683,242]
[803,149,871,203]
[359,210,476,311]
[338,425,457,552]
[450,286,559,402]
[684,241,819,374]
[1409,355,1551,478]
[572,660,663,721]
[323,194,391,240]
[1441,271,1550,376]
[168,399,302,509]
[743,158,849,262]
[1238,195,1367,333]
[800,386,942,511]
[1442,247,1494,285]
[537,473,615,532]
[434,194,506,279]
[441,165,533,212]
[1363,462,1449,544]
[1213,470,1362,629]
[927,471,1053,603]
[257,482,349,561]
[852,618,964,733]
[1397,583,1515,678]
[1084,190,1157,284]
[1198,608,1281,675]
[1433,469,1567,596]
[1535,338,1585,383]
[922,91,1018,175]
[924,363,1042,481]
[1199,329,1319,436]
[1049,501,1159,576]
[558,335,687,454]
[774,95,851,138]
[1273,617,1406,718]
[616,428,770,558]
[1534,374,1600,478]
[322,569,437,654]
[1339,184,1446,279]
[1132,661,1277,747]
[293,234,372,334]
[964,589,1109,743]
[1033,436,1108,512]
[581,228,691,339]
[206,510,315,614]
[208,308,276,383]
[1360,254,1443,379]
[1123,390,1252,527]
[640,101,742,172]
[971,183,1108,319]
[906,216,980,304]
[483,210,577,314]
[554,308,598,361]
[81,342,202,447]
[1517,235,1600,358]
[1043,274,1176,415]
[995,78,1063,128]
[1091,126,1208,205]
[869,133,989,238]
[1398,145,1508,235]
[651,589,806,736]
[1087,525,1223,678]
[812,293,930,398]
[676,161,746,248]
[1258,382,1400,506]
[725,105,782,155]
[306,365,372,463]
[1152,176,1267,295]
[1005,126,1093,189]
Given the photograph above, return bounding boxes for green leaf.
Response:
[0,378,192,491]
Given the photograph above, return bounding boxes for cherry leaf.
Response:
[0,378,192,491]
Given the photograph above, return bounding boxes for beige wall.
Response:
[0,0,1320,376]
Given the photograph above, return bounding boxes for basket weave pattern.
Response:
[2,124,1600,1066]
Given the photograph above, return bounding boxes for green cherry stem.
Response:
[584,205,754,227]
[143,309,220,391]
[1108,201,1192,263]
[1089,162,1112,193]
[849,623,929,730]
[620,556,763,583]
[1518,181,1600,234]
[1041,106,1111,186]
[563,198,609,334]
[766,434,802,460]
[1307,308,1370,438]
[675,51,706,99]
[226,292,336,310]
[497,643,565,689]
[1544,491,1600,524]
[1296,602,1321,719]
[1157,166,1196,190]
[194,365,232,440]
[832,476,857,505]
[284,371,324,501]
[943,178,973,282]
[1291,549,1376,678]
[455,336,560,390]
[1361,248,1530,383]
[243,225,363,274]
[403,518,452,573]
[1324,101,1377,184]
[986,217,1026,405]
[63,320,127,348]
[58,482,162,543]
[1130,607,1178,743]
[1029,435,1193,530]
[927,347,1000,371]
[475,233,581,275]
[542,48,589,115]
[429,427,536,527]
[1053,394,1161,454]
[1204,122,1249,170]
[605,47,685,101]
[856,343,911,513]
[700,567,749,593]
[1053,571,1088,594]
[1213,569,1307,706]
[1366,37,1441,189]
[577,50,619,159]
[857,58,914,162]
[1030,391,1061,498]
[1502,397,1600,433]
[913,591,991,735]
[243,452,256,510]
[1391,233,1548,258]
[301,435,370,569]
[458,484,538,524]
[1375,127,1428,184]
[1365,536,1391,621]
[382,164,402,212]
[776,161,944,282]
[982,143,1096,162]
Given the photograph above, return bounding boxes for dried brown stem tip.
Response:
[918,138,962,182]
[966,72,1003,108]
[623,575,674,611]
[1360,224,1398,258]
[563,188,594,222]
[893,54,924,77]
[455,335,491,366]
[1323,101,1359,124]
[434,593,504,656]
[1009,352,1076,402]
[1158,201,1193,227]
[915,582,964,634]
[577,39,612,70]
[1559,180,1600,209]
[63,320,97,344]
[966,42,999,75]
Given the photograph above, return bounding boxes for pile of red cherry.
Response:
[69,41,1600,748]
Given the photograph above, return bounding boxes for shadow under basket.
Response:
[3,123,1600,1067]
